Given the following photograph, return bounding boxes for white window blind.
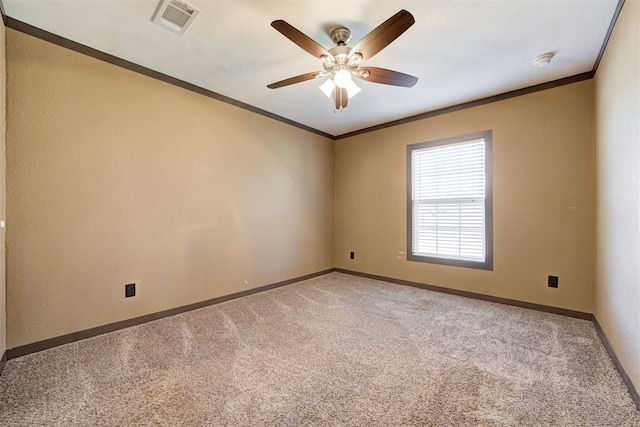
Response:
[411,138,486,261]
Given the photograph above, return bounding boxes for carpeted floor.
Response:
[0,272,638,426]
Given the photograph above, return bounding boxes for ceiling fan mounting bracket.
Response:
[330,27,351,46]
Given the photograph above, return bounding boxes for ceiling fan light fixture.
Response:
[333,69,352,88]
[319,79,336,97]
[268,10,419,111]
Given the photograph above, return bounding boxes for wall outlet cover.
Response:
[125,283,136,297]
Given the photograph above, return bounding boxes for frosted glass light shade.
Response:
[345,80,361,98]
[319,79,335,97]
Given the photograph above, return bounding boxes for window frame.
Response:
[406,130,493,270]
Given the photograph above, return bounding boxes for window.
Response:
[407,131,493,270]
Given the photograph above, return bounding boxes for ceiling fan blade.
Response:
[333,87,348,110]
[267,72,323,89]
[271,20,333,59]
[356,67,418,87]
[350,10,415,61]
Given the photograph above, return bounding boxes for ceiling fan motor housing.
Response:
[324,45,355,73]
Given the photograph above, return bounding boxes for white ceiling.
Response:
[3,0,619,137]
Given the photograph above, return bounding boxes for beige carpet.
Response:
[0,273,638,426]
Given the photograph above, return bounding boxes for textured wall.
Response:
[0,18,6,358]
[594,0,640,394]
[6,29,334,348]
[335,81,594,313]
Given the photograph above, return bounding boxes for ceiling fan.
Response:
[267,10,419,111]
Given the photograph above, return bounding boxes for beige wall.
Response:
[594,0,640,393]
[335,80,594,313]
[6,29,334,348]
[0,18,6,358]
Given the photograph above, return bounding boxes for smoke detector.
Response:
[152,0,200,35]
[533,52,554,68]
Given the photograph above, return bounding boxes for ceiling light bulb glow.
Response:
[334,69,352,88]
[319,79,335,97]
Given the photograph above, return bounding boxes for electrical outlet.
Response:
[548,276,558,288]
[350,251,355,260]
[125,283,136,298]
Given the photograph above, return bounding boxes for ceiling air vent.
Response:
[152,0,200,35]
